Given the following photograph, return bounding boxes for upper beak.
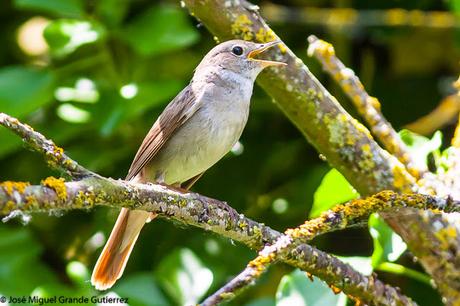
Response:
[247,40,287,67]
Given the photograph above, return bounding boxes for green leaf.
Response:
[0,227,57,296]
[94,0,130,27]
[276,270,346,306]
[310,169,359,218]
[118,5,199,56]
[244,297,275,306]
[44,19,106,57]
[336,256,373,276]
[14,0,84,17]
[369,214,407,267]
[0,66,55,117]
[112,273,168,306]
[155,248,213,305]
[66,261,90,287]
[399,129,442,169]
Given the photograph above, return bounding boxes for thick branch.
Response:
[203,191,459,305]
[181,1,460,303]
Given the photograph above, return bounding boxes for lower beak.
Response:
[247,40,287,67]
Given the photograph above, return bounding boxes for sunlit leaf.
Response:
[336,256,373,276]
[0,66,55,116]
[14,0,84,17]
[276,270,346,306]
[310,169,359,218]
[112,273,168,306]
[399,129,442,169]
[155,248,213,305]
[44,19,106,57]
[66,261,90,286]
[57,103,91,123]
[369,214,407,267]
[119,5,199,56]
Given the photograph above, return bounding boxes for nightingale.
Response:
[91,39,286,290]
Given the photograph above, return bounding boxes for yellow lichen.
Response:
[362,144,371,154]
[231,15,254,41]
[0,181,30,196]
[391,164,413,193]
[41,177,67,201]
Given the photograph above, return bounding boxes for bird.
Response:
[91,39,286,290]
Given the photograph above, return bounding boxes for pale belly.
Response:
[144,104,249,185]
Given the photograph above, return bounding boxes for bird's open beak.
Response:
[247,40,287,67]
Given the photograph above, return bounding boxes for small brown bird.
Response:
[91,39,286,290]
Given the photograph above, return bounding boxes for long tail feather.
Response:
[91,208,152,290]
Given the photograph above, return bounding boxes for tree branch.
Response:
[0,113,94,179]
[0,112,421,305]
[203,191,459,305]
[307,35,423,178]
[181,0,460,303]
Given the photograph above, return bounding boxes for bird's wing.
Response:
[125,84,199,181]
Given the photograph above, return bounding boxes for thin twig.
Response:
[0,113,94,179]
[307,35,423,178]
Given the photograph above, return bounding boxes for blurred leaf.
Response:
[112,273,168,306]
[310,169,359,218]
[119,5,199,56]
[97,80,182,136]
[0,66,55,116]
[125,81,183,116]
[155,248,213,305]
[14,0,84,17]
[32,283,94,304]
[336,256,373,276]
[0,72,55,157]
[399,129,442,169]
[57,103,91,123]
[244,297,275,306]
[448,0,460,14]
[0,227,57,296]
[66,261,90,287]
[44,19,106,57]
[276,270,345,306]
[95,0,129,26]
[369,214,407,267]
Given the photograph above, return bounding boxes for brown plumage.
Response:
[91,40,285,290]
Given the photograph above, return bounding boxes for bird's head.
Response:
[196,39,287,80]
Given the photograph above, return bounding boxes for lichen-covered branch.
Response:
[0,113,418,305]
[0,113,94,179]
[202,191,460,305]
[307,35,423,178]
[182,0,460,303]
[1,178,426,305]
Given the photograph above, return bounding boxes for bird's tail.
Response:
[91,208,153,290]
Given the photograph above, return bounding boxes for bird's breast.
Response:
[147,85,251,185]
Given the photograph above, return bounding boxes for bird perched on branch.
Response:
[91,39,286,290]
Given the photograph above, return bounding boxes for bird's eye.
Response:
[232,46,244,56]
